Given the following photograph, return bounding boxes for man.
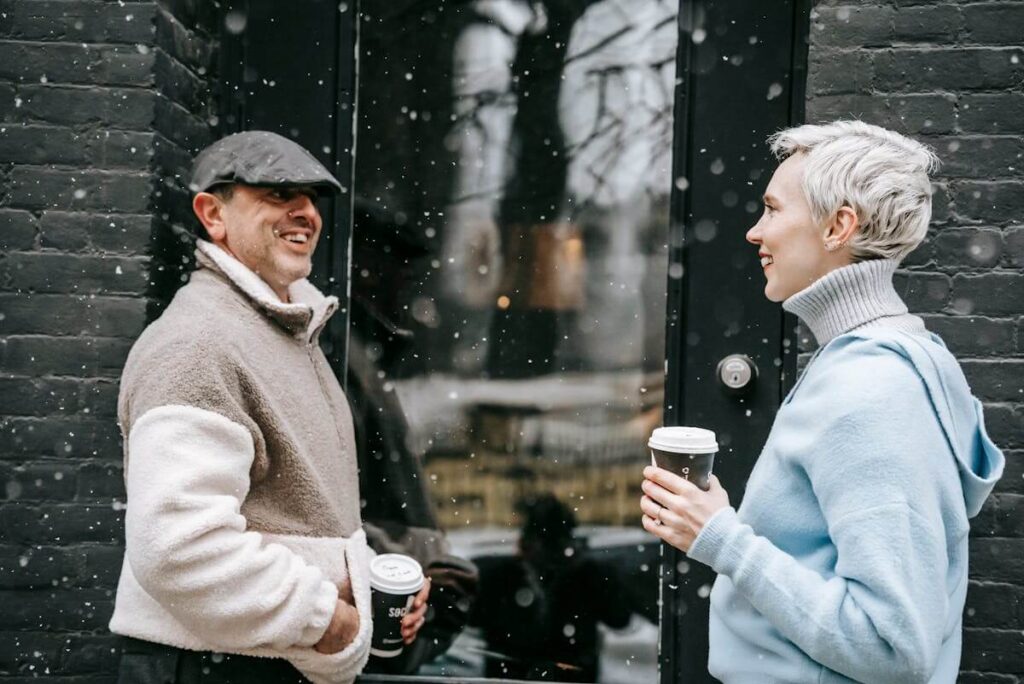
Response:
[110,131,429,684]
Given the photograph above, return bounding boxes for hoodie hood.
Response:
[855,329,1005,517]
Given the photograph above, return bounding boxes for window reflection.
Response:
[351,1,677,679]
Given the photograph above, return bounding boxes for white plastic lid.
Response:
[648,426,718,454]
[369,554,424,594]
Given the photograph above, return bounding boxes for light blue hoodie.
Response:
[688,260,1005,684]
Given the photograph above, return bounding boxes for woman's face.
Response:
[746,154,833,302]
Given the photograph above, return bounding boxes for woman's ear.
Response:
[823,205,859,248]
[192,192,227,242]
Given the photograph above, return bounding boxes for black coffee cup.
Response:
[369,553,425,658]
[648,426,718,491]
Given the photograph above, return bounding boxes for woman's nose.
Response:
[746,221,762,246]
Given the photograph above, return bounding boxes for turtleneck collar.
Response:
[194,239,338,343]
[783,259,925,346]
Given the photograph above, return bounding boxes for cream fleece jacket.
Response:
[110,241,372,684]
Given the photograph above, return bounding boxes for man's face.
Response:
[205,185,323,298]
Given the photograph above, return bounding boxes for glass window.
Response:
[351,1,678,680]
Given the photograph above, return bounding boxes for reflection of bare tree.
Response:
[441,0,677,374]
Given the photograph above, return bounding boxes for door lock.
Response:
[717,354,757,393]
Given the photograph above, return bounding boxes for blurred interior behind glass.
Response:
[350,1,678,680]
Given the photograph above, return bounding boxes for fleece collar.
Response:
[195,240,338,343]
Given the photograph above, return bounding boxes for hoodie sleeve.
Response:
[689,348,957,684]
[124,404,339,651]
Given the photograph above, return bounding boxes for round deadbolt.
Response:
[717,354,757,392]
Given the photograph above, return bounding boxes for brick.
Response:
[0,461,78,502]
[0,416,122,460]
[63,543,124,588]
[807,49,874,95]
[153,48,208,113]
[153,94,213,156]
[1,336,132,377]
[154,5,214,74]
[0,252,149,295]
[893,270,951,312]
[892,4,962,43]
[57,633,123,674]
[962,360,1024,402]
[874,48,1024,92]
[0,1,157,44]
[931,227,1005,268]
[0,588,113,630]
[962,628,1024,673]
[810,6,895,48]
[1006,226,1024,268]
[0,630,65,674]
[960,93,1024,134]
[902,235,934,267]
[971,538,1024,583]
[8,167,152,213]
[0,293,147,337]
[0,544,62,589]
[954,181,1024,225]
[13,85,157,128]
[0,503,124,544]
[931,181,952,224]
[0,378,118,418]
[995,450,1024,495]
[951,272,1024,316]
[921,315,1015,355]
[807,93,958,135]
[985,404,1024,448]
[963,4,1024,45]
[935,137,1024,179]
[0,209,38,251]
[973,493,1024,538]
[0,42,155,87]
[76,463,125,500]
[38,211,152,254]
[958,673,1018,684]
[965,582,1024,629]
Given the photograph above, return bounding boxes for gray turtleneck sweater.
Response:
[783,258,925,347]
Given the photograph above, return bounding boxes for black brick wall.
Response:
[807,1,1024,681]
[0,0,217,680]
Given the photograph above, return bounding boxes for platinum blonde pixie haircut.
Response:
[768,120,940,262]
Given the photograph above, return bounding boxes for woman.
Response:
[640,120,1004,683]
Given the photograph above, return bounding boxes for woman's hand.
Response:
[400,577,431,645]
[641,466,731,553]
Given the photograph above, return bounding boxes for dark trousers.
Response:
[117,637,309,684]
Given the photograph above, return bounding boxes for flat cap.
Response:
[189,130,342,194]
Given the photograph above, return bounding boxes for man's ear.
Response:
[192,192,227,242]
[823,205,859,245]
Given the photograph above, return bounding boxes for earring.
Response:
[824,239,845,252]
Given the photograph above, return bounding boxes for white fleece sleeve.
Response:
[124,404,339,651]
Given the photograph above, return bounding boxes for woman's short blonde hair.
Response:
[768,120,939,262]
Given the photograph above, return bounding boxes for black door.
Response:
[219,1,810,681]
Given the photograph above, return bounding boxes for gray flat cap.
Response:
[189,130,342,194]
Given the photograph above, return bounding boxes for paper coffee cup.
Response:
[369,553,425,658]
[648,426,718,491]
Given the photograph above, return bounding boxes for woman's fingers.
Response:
[644,465,699,494]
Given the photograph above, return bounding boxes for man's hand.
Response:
[400,577,431,645]
[314,597,360,655]
[640,466,731,553]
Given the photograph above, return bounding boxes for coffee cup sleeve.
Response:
[283,530,375,684]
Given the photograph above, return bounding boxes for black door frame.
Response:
[218,1,811,681]
[660,2,810,683]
